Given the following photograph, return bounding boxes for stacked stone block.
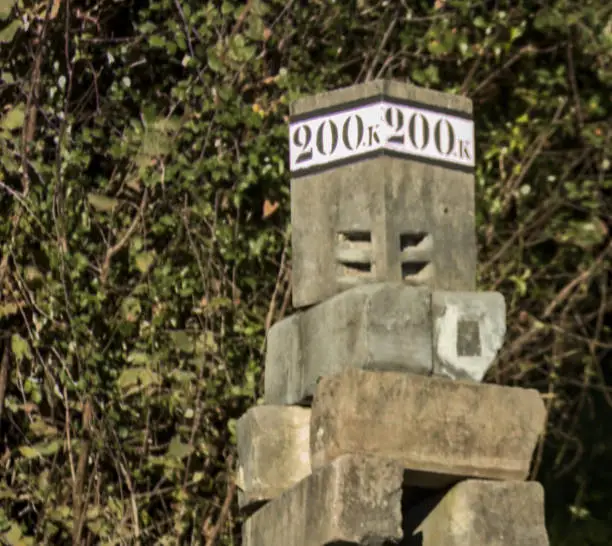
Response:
[236,80,549,545]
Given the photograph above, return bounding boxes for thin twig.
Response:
[100,190,148,285]
[566,38,584,130]
[472,45,536,96]
[119,461,142,544]
[363,16,398,82]
[72,397,93,545]
[542,240,612,319]
[64,386,77,485]
[264,229,291,334]
[499,98,567,211]
[204,455,236,546]
[0,181,46,230]
[0,343,10,433]
[460,54,483,95]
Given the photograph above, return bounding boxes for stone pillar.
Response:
[236,80,550,545]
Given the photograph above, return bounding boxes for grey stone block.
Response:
[235,406,311,512]
[290,80,476,308]
[291,80,473,118]
[310,369,547,487]
[264,283,432,405]
[433,291,506,381]
[403,480,549,545]
[242,454,404,546]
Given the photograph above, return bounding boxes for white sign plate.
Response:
[289,99,475,176]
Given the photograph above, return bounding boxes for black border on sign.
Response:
[289,93,473,123]
[291,148,475,178]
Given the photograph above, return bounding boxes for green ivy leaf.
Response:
[87,192,119,212]
[148,35,166,48]
[0,0,17,21]
[134,251,155,274]
[169,330,193,352]
[167,436,194,460]
[207,49,224,73]
[19,441,60,459]
[555,219,608,249]
[473,16,487,29]
[0,302,18,319]
[10,334,31,363]
[0,484,16,501]
[126,351,151,365]
[169,369,196,384]
[3,523,22,546]
[0,19,21,43]
[29,419,58,438]
[427,40,448,56]
[17,446,38,459]
[1,104,25,130]
[38,440,60,456]
[221,1,233,15]
[245,14,265,41]
[194,331,218,354]
[117,367,161,391]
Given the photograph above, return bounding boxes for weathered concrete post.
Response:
[236,80,549,545]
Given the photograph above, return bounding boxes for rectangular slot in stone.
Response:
[310,369,546,487]
[401,261,431,277]
[399,232,431,252]
[335,230,374,286]
[457,319,482,357]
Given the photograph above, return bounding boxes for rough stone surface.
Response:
[264,283,432,405]
[290,80,476,309]
[291,79,473,118]
[310,369,547,487]
[432,291,506,381]
[403,480,549,545]
[235,406,311,512]
[242,454,404,546]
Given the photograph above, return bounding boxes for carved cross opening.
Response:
[335,230,374,287]
[399,232,433,284]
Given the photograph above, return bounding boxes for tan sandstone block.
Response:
[310,369,546,487]
[242,454,404,546]
[404,480,550,545]
[236,406,311,512]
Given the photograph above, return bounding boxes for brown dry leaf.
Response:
[263,27,272,41]
[262,199,279,219]
[22,402,38,415]
[50,0,61,19]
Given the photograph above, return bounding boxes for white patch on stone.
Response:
[434,294,506,382]
[235,464,245,491]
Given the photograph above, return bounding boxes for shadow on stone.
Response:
[399,484,450,546]
[239,499,267,518]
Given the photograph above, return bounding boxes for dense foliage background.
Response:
[0,0,611,544]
